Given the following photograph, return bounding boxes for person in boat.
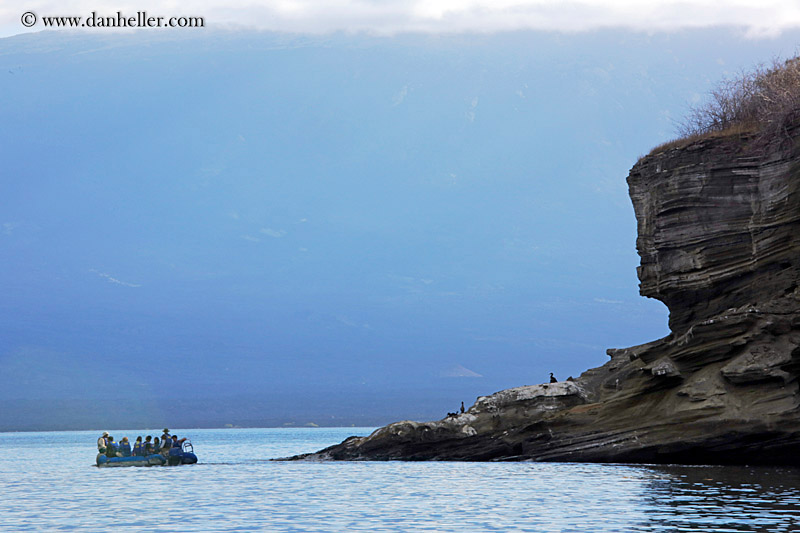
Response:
[97,431,109,453]
[143,435,153,455]
[159,429,172,453]
[152,437,160,454]
[132,436,144,456]
[160,434,173,455]
[105,436,121,458]
[119,437,132,457]
[171,434,187,449]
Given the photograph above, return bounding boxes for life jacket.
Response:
[162,437,172,450]
[120,441,132,457]
[144,442,153,455]
[106,442,119,457]
[133,442,143,456]
[97,437,107,450]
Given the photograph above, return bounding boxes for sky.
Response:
[2,2,800,430]
[2,0,800,38]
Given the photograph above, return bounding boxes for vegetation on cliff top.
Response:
[650,56,800,155]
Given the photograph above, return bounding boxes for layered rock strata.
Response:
[293,129,800,464]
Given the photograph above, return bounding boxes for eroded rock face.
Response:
[292,130,800,465]
[629,134,800,335]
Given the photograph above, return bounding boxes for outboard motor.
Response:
[167,439,198,465]
[180,440,198,464]
[167,446,183,466]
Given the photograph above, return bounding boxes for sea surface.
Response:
[2,428,800,532]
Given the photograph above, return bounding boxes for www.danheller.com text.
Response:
[20,11,205,29]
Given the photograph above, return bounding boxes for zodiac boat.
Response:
[96,441,198,467]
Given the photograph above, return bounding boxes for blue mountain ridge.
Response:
[1,28,796,429]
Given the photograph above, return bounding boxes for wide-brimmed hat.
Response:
[102,431,109,437]
[163,428,170,433]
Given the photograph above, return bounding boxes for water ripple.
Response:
[1,429,799,532]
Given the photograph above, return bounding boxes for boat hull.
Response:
[96,441,198,467]
[96,452,197,467]
[96,453,167,467]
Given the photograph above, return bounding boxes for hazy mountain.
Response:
[2,28,798,429]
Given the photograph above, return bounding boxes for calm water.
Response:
[2,428,800,532]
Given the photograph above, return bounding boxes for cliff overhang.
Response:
[290,127,800,465]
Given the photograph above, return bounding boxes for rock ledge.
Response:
[291,130,800,464]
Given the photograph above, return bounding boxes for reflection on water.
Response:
[1,429,799,532]
[642,465,800,532]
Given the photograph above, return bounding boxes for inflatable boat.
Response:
[96,441,198,467]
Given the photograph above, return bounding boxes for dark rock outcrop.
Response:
[292,128,800,464]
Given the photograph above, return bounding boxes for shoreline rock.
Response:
[290,127,800,464]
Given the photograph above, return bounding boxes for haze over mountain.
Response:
[2,27,799,430]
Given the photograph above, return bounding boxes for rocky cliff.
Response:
[292,128,800,464]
